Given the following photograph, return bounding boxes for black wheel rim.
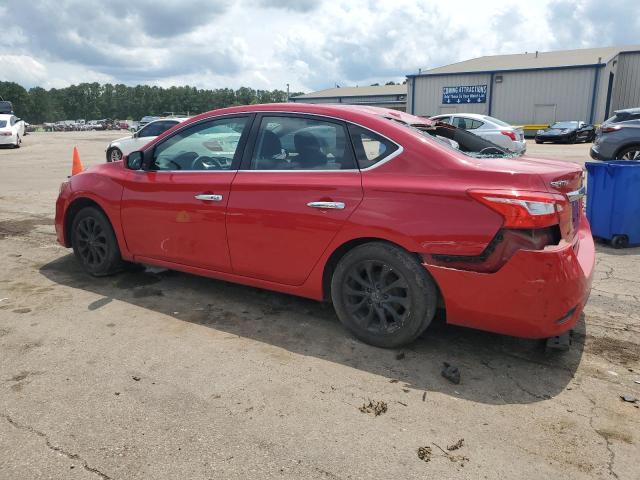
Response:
[75,217,108,267]
[342,260,410,334]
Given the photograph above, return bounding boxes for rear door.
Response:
[226,113,363,285]
[120,115,252,271]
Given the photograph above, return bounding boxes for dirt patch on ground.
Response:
[583,334,640,365]
[0,216,52,239]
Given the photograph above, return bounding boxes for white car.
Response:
[429,113,526,154]
[0,114,26,148]
[106,118,189,162]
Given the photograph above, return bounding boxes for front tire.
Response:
[331,242,437,348]
[71,207,123,276]
[13,134,20,148]
[106,147,123,162]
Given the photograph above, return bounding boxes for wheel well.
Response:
[321,237,425,302]
[615,142,640,159]
[63,198,107,247]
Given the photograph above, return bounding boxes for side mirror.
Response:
[126,151,143,170]
[132,130,139,138]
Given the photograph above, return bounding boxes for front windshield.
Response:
[550,121,578,129]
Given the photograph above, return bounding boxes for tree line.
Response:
[0,81,303,124]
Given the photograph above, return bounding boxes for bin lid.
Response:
[585,160,640,173]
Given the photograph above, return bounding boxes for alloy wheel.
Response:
[75,216,108,267]
[621,149,640,160]
[110,148,123,162]
[342,260,410,334]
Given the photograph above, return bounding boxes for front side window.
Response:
[151,117,248,171]
[250,116,355,170]
[348,125,399,169]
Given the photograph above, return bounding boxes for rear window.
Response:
[348,125,399,169]
[0,120,6,128]
[606,112,640,124]
[483,115,511,127]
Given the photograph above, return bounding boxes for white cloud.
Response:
[0,0,636,92]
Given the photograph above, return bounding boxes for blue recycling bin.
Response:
[585,160,640,248]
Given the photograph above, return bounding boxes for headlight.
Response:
[537,130,544,134]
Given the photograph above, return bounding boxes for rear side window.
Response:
[348,125,399,169]
[452,117,483,130]
[250,115,355,170]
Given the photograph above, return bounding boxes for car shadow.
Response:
[39,254,585,405]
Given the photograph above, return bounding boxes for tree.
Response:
[0,81,296,123]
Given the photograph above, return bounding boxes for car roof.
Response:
[0,113,15,120]
[614,108,640,115]
[178,103,434,132]
[146,117,190,125]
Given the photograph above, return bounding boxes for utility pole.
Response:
[286,83,290,102]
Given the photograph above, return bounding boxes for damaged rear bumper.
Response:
[424,220,595,339]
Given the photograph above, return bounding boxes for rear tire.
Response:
[535,140,542,144]
[71,207,123,276]
[330,242,437,348]
[13,134,20,148]
[616,146,640,160]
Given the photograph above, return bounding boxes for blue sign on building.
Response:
[442,85,487,104]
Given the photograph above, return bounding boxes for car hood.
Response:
[111,135,133,145]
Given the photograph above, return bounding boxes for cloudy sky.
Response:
[0,0,638,93]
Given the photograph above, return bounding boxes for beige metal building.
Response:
[406,45,640,125]
[290,84,407,111]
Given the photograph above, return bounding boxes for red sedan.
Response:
[55,103,594,348]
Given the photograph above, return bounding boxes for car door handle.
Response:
[306,201,345,210]
[194,194,223,202]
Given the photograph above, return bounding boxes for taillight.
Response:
[468,190,568,229]
[500,130,517,141]
[601,125,622,133]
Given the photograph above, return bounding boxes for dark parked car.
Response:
[0,101,14,114]
[535,121,595,144]
[590,108,640,160]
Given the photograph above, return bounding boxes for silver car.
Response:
[429,113,526,154]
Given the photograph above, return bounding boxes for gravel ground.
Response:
[0,132,638,479]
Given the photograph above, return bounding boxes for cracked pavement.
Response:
[0,133,638,479]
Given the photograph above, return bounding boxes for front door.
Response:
[120,115,252,272]
[226,114,363,286]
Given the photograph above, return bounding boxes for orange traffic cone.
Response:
[71,146,84,176]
